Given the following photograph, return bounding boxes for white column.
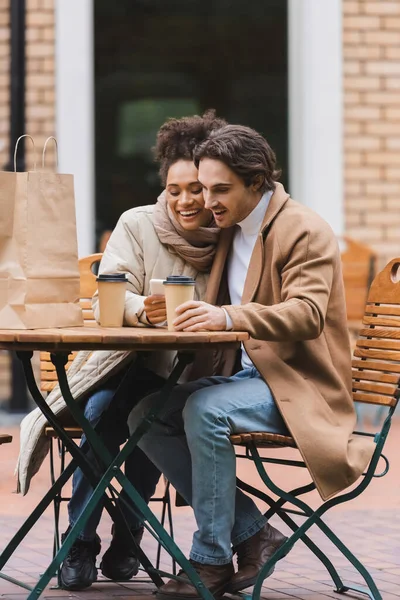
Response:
[55,0,94,256]
[288,0,343,235]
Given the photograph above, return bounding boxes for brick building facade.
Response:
[0,0,55,170]
[344,0,400,267]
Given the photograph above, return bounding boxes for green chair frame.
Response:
[230,257,400,600]
[46,427,177,584]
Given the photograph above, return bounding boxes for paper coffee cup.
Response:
[163,275,196,332]
[96,273,127,327]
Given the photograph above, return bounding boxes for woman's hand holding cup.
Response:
[144,294,167,324]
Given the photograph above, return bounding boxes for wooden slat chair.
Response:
[0,434,12,445]
[41,254,175,577]
[230,257,400,600]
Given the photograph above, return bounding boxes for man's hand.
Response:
[144,294,167,325]
[173,301,226,331]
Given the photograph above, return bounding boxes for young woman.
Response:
[16,110,226,591]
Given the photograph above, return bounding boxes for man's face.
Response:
[198,158,262,228]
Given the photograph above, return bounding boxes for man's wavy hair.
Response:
[153,109,227,185]
[193,125,281,193]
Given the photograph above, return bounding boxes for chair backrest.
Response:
[352,258,400,409]
[39,253,103,393]
[340,236,377,322]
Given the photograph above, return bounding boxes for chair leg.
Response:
[49,438,57,561]
[0,460,76,572]
[248,445,382,600]
[156,478,176,575]
[236,477,345,592]
[165,481,176,575]
[46,437,68,589]
[312,517,382,600]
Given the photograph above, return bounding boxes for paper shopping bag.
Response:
[0,135,83,328]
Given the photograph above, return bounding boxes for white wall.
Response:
[288,0,343,234]
[55,0,94,256]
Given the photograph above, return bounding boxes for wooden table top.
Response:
[0,326,249,352]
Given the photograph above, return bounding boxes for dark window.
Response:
[95,0,288,246]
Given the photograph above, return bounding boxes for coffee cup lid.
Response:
[163,275,196,286]
[96,273,128,282]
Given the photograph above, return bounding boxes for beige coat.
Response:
[16,205,209,495]
[207,183,375,501]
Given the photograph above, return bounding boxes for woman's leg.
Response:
[68,387,120,540]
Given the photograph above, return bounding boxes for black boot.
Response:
[100,526,143,581]
[59,531,101,590]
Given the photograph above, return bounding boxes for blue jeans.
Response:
[127,368,288,565]
[69,366,162,541]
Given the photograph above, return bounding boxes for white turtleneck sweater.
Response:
[224,191,272,369]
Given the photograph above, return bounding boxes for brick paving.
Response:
[0,417,399,599]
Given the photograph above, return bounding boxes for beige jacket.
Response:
[207,183,375,501]
[16,205,209,495]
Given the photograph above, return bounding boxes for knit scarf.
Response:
[152,192,220,272]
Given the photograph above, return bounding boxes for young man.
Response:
[128,125,375,598]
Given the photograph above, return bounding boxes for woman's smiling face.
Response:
[166,160,212,230]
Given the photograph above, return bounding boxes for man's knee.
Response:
[183,387,222,436]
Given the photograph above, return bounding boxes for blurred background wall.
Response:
[0,1,397,263]
[343,0,400,268]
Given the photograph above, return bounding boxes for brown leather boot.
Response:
[156,559,234,599]
[228,523,288,593]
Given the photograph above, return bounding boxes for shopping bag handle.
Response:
[42,136,59,169]
[14,135,37,172]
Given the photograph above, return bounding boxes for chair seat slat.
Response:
[356,338,400,351]
[230,432,296,448]
[41,372,58,382]
[45,427,82,439]
[40,351,75,362]
[352,391,396,406]
[354,347,400,361]
[364,304,400,316]
[351,369,399,384]
[362,315,400,328]
[359,327,400,340]
[352,358,400,374]
[83,321,98,328]
[41,382,57,392]
[82,309,95,320]
[40,361,56,371]
[80,299,93,310]
[352,380,398,396]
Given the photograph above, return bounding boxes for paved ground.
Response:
[0,414,399,600]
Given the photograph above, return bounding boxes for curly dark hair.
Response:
[194,124,281,193]
[153,109,227,184]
